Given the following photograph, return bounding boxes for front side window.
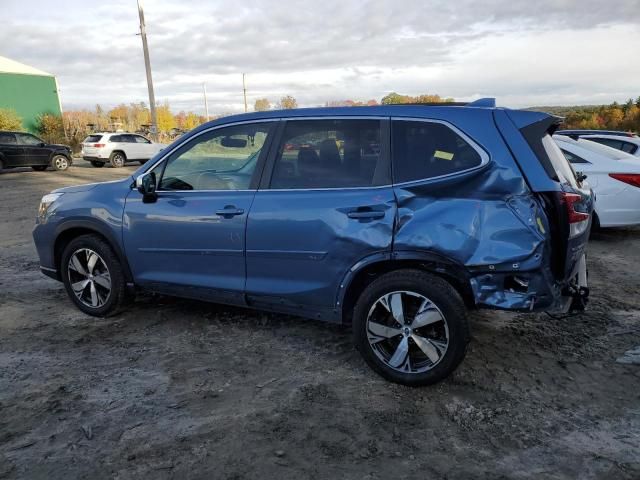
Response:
[134,135,151,144]
[159,122,272,191]
[392,120,484,183]
[270,119,385,189]
[17,133,43,146]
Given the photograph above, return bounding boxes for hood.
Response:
[53,176,133,194]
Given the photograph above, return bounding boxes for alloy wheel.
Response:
[54,156,69,170]
[112,154,124,167]
[67,248,112,308]
[366,291,449,373]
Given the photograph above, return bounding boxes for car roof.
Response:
[582,134,640,144]
[555,135,637,160]
[205,99,511,124]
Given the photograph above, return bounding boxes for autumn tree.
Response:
[0,108,23,130]
[156,102,176,132]
[254,98,271,111]
[36,113,65,144]
[278,95,298,109]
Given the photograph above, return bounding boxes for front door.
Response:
[17,133,49,166]
[245,118,395,318]
[123,121,275,304]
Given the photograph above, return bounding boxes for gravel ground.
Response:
[0,164,639,480]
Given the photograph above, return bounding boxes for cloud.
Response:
[1,0,639,113]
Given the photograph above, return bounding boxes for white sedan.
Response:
[581,134,640,157]
[554,135,640,228]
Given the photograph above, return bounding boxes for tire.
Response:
[0,158,4,170]
[60,234,128,317]
[139,159,148,165]
[110,151,126,168]
[90,161,105,168]
[52,155,70,171]
[32,165,48,171]
[352,269,469,386]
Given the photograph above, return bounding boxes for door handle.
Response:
[347,210,385,220]
[215,206,245,217]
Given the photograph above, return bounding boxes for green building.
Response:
[0,56,62,133]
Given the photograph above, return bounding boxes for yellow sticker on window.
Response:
[434,150,454,161]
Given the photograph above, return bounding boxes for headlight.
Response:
[38,192,64,218]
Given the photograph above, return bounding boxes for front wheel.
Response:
[52,155,70,171]
[60,234,128,316]
[139,159,148,165]
[352,270,469,386]
[90,161,105,168]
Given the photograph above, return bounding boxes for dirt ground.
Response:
[0,163,639,480]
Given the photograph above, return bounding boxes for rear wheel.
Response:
[139,159,148,165]
[353,270,468,386]
[32,165,48,171]
[60,234,127,317]
[110,151,126,168]
[90,161,105,168]
[52,155,70,171]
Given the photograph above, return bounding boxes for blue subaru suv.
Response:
[33,99,592,385]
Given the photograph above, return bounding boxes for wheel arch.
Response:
[53,220,133,284]
[48,151,72,163]
[111,150,127,159]
[338,251,475,325]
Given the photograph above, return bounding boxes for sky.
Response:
[2,0,640,116]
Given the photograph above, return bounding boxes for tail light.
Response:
[609,173,640,188]
[559,192,590,238]
[93,143,105,148]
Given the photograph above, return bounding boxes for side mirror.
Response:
[39,142,46,147]
[136,171,157,202]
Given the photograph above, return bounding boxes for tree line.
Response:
[5,92,636,153]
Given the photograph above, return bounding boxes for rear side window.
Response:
[392,120,484,183]
[0,133,17,144]
[270,119,387,189]
[84,135,102,143]
[621,142,638,154]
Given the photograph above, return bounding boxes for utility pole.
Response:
[137,0,158,140]
[242,73,248,113]
[203,83,210,121]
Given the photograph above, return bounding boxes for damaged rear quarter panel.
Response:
[392,111,556,310]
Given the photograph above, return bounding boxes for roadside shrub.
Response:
[36,113,66,145]
[0,108,23,130]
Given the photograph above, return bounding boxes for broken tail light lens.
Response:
[609,173,640,188]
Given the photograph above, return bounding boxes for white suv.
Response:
[81,133,165,168]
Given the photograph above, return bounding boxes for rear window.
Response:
[392,120,485,183]
[84,135,103,143]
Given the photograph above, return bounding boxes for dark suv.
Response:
[32,99,593,385]
[0,131,72,171]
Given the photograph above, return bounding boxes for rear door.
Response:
[245,118,395,319]
[0,132,23,167]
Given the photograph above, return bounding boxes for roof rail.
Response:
[466,98,496,108]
